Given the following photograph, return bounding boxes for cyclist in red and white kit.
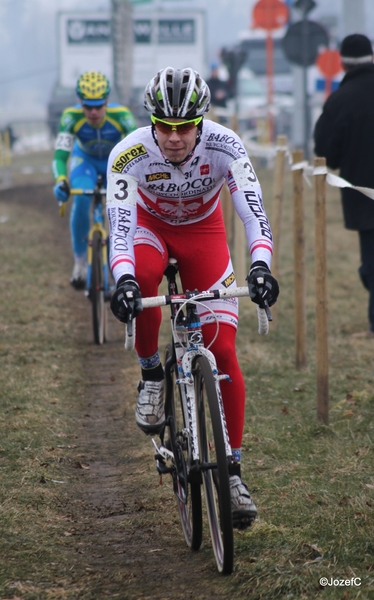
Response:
[106,67,279,528]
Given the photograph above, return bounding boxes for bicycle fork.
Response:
[179,347,232,461]
[152,346,232,485]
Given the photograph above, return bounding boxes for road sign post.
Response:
[252,0,289,142]
[282,1,328,159]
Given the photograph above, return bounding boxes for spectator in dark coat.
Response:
[206,63,231,108]
[314,33,374,338]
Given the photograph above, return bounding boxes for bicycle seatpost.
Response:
[164,261,178,284]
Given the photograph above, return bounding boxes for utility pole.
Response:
[287,0,319,160]
[111,0,134,104]
[342,0,365,37]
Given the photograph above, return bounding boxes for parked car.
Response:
[227,68,294,138]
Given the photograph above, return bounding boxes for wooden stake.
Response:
[3,129,11,165]
[271,135,287,281]
[292,149,307,369]
[269,135,287,326]
[314,157,329,424]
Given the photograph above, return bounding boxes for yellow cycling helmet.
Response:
[76,71,111,106]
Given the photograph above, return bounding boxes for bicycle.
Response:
[59,175,113,345]
[125,260,270,574]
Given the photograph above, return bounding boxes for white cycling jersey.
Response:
[106,119,273,282]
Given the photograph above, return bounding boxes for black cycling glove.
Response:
[246,261,279,307]
[110,275,143,323]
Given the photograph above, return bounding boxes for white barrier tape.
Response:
[244,142,292,165]
[291,161,313,186]
[313,166,328,175]
[275,144,293,165]
[242,132,281,161]
[291,161,374,200]
[291,161,309,171]
[243,133,291,164]
[281,147,293,165]
[326,172,374,200]
[243,133,374,201]
[243,139,276,159]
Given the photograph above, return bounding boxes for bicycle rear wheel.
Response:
[194,355,234,574]
[164,344,202,551]
[91,230,106,345]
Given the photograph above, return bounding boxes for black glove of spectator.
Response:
[246,261,279,307]
[110,275,143,323]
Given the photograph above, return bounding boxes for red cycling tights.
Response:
[133,206,246,449]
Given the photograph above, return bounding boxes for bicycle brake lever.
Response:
[124,295,135,336]
[127,323,134,341]
[59,202,66,218]
[260,299,273,322]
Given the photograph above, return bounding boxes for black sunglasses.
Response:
[83,104,105,111]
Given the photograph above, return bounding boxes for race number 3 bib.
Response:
[230,157,258,189]
[107,172,138,207]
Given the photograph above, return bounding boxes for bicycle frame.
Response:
[136,279,269,459]
[84,176,110,299]
[165,294,232,463]
[62,175,110,296]
[65,175,113,344]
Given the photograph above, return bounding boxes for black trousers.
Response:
[358,229,374,332]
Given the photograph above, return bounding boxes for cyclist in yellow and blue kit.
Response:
[52,71,137,288]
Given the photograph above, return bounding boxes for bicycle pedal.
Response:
[154,452,165,463]
[217,373,232,383]
[155,455,174,475]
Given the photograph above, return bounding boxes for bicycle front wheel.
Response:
[194,355,234,574]
[164,344,202,551]
[91,230,106,345]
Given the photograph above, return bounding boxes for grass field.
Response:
[235,156,374,598]
[0,150,373,599]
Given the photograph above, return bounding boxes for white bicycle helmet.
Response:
[144,66,211,119]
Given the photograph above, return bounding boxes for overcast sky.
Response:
[0,0,373,127]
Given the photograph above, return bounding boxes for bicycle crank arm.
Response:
[152,438,174,462]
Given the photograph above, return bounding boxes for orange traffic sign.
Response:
[252,0,289,31]
[316,49,342,78]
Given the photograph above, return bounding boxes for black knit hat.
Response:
[340,34,373,65]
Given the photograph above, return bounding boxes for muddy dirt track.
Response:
[1,182,254,600]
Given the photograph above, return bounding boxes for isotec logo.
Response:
[200,164,210,175]
[145,172,171,182]
[111,144,147,172]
